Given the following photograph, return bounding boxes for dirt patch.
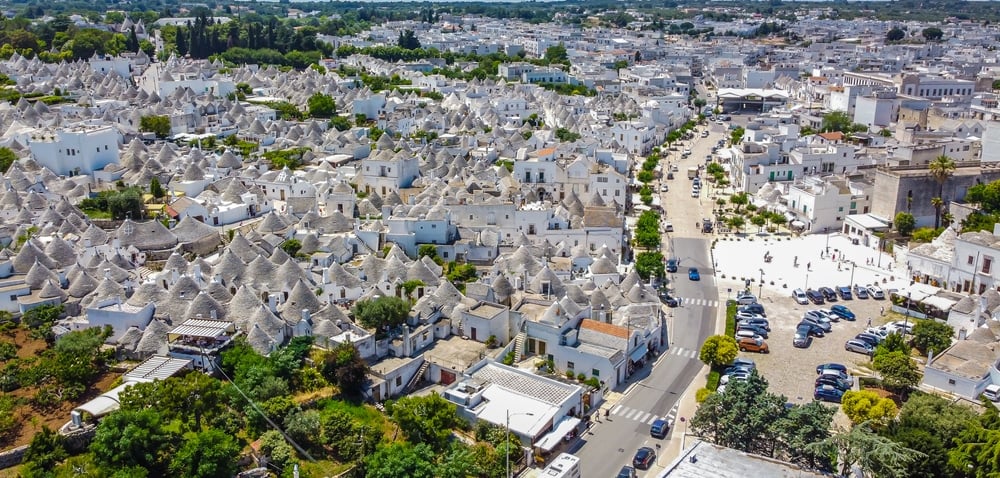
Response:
[1,331,121,450]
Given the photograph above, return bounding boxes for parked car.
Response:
[819,308,839,322]
[736,291,757,305]
[853,285,869,299]
[666,258,678,273]
[803,310,832,322]
[867,285,885,299]
[797,321,826,338]
[884,320,914,335]
[731,358,756,370]
[650,418,670,439]
[837,286,853,300]
[633,447,656,470]
[854,333,882,347]
[660,184,669,192]
[737,324,769,339]
[793,324,813,348]
[738,303,766,316]
[735,329,763,341]
[816,373,853,391]
[845,339,875,355]
[819,287,838,302]
[738,318,770,331]
[864,327,889,340]
[688,267,701,281]
[736,312,766,322]
[830,304,856,321]
[801,316,832,332]
[983,384,1000,402]
[814,385,846,403]
[816,363,848,375]
[818,368,852,382]
[617,466,637,478]
[738,336,770,353]
[691,188,700,198]
[805,289,825,304]
[792,288,809,305]
[722,368,752,383]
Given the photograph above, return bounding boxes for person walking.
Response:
[866,317,872,328]
[880,306,885,316]
[807,262,811,271]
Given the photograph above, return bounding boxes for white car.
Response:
[867,285,885,299]
[683,148,692,155]
[691,189,700,197]
[792,288,809,305]
[660,184,669,192]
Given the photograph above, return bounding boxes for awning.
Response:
[630,347,647,363]
[535,417,581,452]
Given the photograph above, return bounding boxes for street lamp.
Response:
[758,268,764,298]
[904,292,912,333]
[849,261,856,290]
[805,272,809,290]
[506,410,535,478]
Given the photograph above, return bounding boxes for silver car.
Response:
[867,285,885,299]
[845,339,874,355]
[802,316,832,332]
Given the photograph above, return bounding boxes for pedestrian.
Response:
[832,253,836,261]
[867,317,872,328]
[880,306,885,316]
[807,262,811,270]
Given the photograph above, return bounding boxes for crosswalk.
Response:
[674,297,720,308]
[608,402,681,427]
[667,347,698,359]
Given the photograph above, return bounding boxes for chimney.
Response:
[171,268,179,283]
[301,308,311,324]
[210,309,217,320]
[268,293,277,313]
[322,267,330,284]
[104,268,112,280]
[193,264,202,281]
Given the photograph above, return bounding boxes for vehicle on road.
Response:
[691,188,700,198]
[819,287,838,302]
[816,363,848,375]
[806,289,825,304]
[793,324,813,348]
[797,321,826,338]
[633,447,656,470]
[845,339,875,355]
[687,167,699,179]
[830,304,856,321]
[837,286,853,300]
[792,288,809,304]
[666,172,674,180]
[853,285,869,299]
[683,148,692,155]
[660,184,669,192]
[738,336,770,353]
[666,259,678,273]
[650,419,671,439]
[814,385,845,403]
[617,466,637,478]
[658,290,678,307]
[663,222,673,232]
[738,318,770,331]
[688,267,700,281]
[867,285,885,299]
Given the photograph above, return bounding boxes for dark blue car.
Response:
[814,385,845,403]
[830,304,856,321]
[650,418,670,439]
[666,258,678,273]
[688,267,700,281]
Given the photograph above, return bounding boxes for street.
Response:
[572,112,725,477]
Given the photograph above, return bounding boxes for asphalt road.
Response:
[573,237,716,478]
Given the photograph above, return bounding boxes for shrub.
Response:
[696,388,714,403]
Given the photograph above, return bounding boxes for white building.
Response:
[27,124,120,176]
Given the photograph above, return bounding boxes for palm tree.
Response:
[930,197,944,228]
[929,155,956,228]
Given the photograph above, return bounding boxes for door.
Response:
[471,327,477,341]
[538,340,547,356]
[441,370,456,385]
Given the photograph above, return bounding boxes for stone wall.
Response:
[0,445,28,470]
[0,425,97,471]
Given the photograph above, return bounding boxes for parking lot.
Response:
[721,278,902,405]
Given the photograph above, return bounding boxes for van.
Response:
[984,384,1000,402]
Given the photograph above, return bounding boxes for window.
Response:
[597,177,608,183]
[396,376,402,387]
[443,252,449,258]
[969,255,975,265]
[948,379,956,385]
[983,257,993,274]
[592,369,600,377]
[567,361,575,370]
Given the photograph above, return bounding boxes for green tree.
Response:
[928,155,956,228]
[397,29,421,50]
[0,146,16,173]
[894,212,916,236]
[320,342,369,397]
[808,423,924,478]
[886,27,906,42]
[149,177,165,199]
[280,239,302,257]
[168,429,241,478]
[118,371,225,432]
[139,115,171,138]
[22,426,67,472]
[690,371,787,456]
[729,192,749,212]
[773,401,836,469]
[699,335,739,367]
[910,320,953,356]
[388,393,463,452]
[307,92,336,118]
[821,111,853,133]
[446,262,478,286]
[366,442,436,478]
[544,42,569,64]
[730,126,745,145]
[90,409,176,475]
[876,331,911,358]
[284,409,322,451]
[352,296,409,335]
[107,188,143,220]
[727,216,746,234]
[635,252,664,280]
[330,115,352,131]
[259,430,296,472]
[22,304,63,331]
[872,351,922,394]
[418,244,440,263]
[921,27,944,41]
[841,390,899,428]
